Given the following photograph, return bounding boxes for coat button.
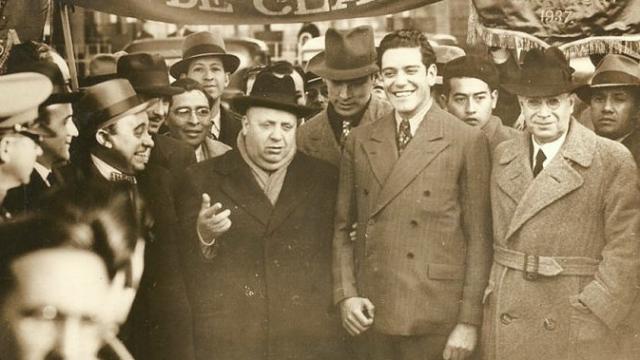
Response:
[500,313,513,325]
[543,318,556,331]
[410,220,418,227]
[368,219,375,226]
[406,252,414,259]
[424,190,430,197]
[363,189,369,195]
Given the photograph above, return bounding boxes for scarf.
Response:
[237,132,296,206]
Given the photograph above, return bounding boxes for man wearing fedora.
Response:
[576,54,640,164]
[170,31,243,147]
[297,26,392,167]
[0,72,54,221]
[117,52,197,176]
[333,29,492,360]
[481,47,640,360]
[441,54,519,151]
[3,60,81,215]
[175,70,348,360]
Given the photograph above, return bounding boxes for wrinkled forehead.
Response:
[188,56,225,70]
[246,106,297,124]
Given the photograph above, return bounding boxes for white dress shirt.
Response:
[394,98,433,137]
[210,107,221,139]
[531,131,568,170]
[33,162,52,187]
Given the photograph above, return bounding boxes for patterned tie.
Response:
[110,172,137,184]
[340,120,352,148]
[397,118,412,154]
[532,149,546,177]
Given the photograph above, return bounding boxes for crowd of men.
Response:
[0,24,639,360]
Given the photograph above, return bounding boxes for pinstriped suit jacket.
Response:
[333,104,493,335]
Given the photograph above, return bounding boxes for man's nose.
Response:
[466,99,477,114]
[48,320,82,360]
[143,131,155,148]
[602,96,614,112]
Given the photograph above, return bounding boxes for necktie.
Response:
[46,172,57,187]
[532,149,546,177]
[397,118,412,154]
[110,172,137,184]
[340,120,352,148]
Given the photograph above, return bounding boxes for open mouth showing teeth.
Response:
[393,91,414,98]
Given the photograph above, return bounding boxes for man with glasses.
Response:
[482,47,640,360]
[0,72,54,221]
[297,26,391,167]
[165,78,231,162]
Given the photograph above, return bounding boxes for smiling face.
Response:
[98,112,155,174]
[445,77,498,128]
[39,104,79,167]
[381,47,436,119]
[520,93,574,144]
[166,90,212,148]
[185,57,229,102]
[326,75,373,117]
[590,86,639,140]
[242,106,297,170]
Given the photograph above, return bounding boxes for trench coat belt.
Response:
[493,245,600,278]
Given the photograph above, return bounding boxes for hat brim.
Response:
[169,53,241,78]
[307,52,379,81]
[501,82,582,98]
[231,96,316,118]
[574,83,640,103]
[43,92,83,106]
[79,74,120,88]
[135,85,185,97]
[93,98,156,130]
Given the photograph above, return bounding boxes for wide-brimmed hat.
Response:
[231,71,315,118]
[76,79,154,131]
[502,47,580,97]
[307,26,378,81]
[575,54,640,103]
[169,31,240,78]
[0,72,56,138]
[118,53,184,97]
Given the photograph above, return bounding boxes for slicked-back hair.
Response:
[377,30,436,69]
[169,78,215,109]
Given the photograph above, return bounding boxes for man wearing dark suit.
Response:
[576,54,640,164]
[175,71,348,360]
[441,54,519,152]
[170,31,243,147]
[297,26,392,167]
[3,60,81,215]
[333,30,492,360]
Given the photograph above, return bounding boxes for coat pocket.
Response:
[568,295,618,360]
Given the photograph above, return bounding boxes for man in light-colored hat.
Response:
[577,54,640,164]
[297,25,392,167]
[175,70,349,360]
[482,47,640,360]
[170,31,243,147]
[0,72,53,220]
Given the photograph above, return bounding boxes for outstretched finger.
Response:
[200,193,211,210]
[201,202,223,218]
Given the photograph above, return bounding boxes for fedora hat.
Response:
[76,79,154,131]
[0,72,55,138]
[169,31,240,79]
[307,26,379,81]
[118,53,183,97]
[502,47,580,97]
[575,54,640,103]
[231,70,314,118]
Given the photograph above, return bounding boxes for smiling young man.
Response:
[170,31,243,147]
[333,29,492,360]
[483,47,640,360]
[297,26,392,167]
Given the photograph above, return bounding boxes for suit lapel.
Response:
[362,113,398,186]
[218,151,273,226]
[495,134,533,205]
[370,107,450,218]
[307,112,341,162]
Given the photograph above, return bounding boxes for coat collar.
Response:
[497,119,594,241]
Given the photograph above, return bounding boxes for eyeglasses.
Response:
[172,107,211,119]
[522,96,568,111]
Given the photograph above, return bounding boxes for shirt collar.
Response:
[33,162,52,187]
[394,98,433,136]
[91,154,123,181]
[531,130,568,167]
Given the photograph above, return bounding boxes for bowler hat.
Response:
[0,72,55,137]
[76,79,153,131]
[307,26,379,81]
[118,53,184,97]
[575,54,640,103]
[169,31,240,78]
[231,71,315,118]
[502,47,580,97]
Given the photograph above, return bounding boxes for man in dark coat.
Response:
[175,70,348,360]
[170,31,243,147]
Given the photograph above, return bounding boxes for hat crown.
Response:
[590,54,640,87]
[249,71,299,106]
[182,31,227,58]
[324,26,376,71]
[443,54,498,89]
[77,79,143,128]
[117,53,172,91]
[519,47,574,93]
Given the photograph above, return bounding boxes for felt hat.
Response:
[169,31,241,78]
[443,54,499,90]
[575,54,640,103]
[117,52,184,97]
[307,26,379,81]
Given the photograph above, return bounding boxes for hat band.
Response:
[326,52,376,71]
[127,70,172,90]
[592,71,640,87]
[183,44,227,60]
[89,95,143,127]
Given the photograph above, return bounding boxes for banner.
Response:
[468,0,640,57]
[69,0,440,25]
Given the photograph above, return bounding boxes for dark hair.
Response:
[377,30,436,68]
[169,78,214,109]
[442,55,500,95]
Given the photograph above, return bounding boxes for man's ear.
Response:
[491,89,499,109]
[438,93,448,109]
[0,136,11,164]
[426,63,438,87]
[95,129,112,149]
[241,115,249,136]
[224,72,230,88]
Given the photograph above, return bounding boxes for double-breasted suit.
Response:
[481,120,640,360]
[333,105,493,336]
[297,97,392,167]
[175,150,348,360]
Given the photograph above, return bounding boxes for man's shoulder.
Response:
[350,110,394,139]
[186,149,237,177]
[298,110,328,136]
[222,107,243,122]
